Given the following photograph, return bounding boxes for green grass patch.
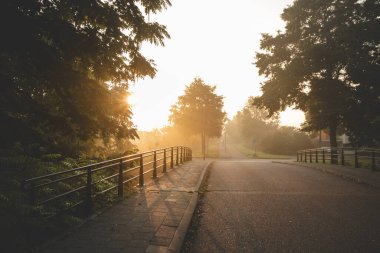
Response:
[234,144,292,159]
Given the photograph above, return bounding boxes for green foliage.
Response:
[259,127,314,155]
[226,98,313,155]
[226,97,278,146]
[254,0,380,147]
[0,0,171,155]
[0,146,139,252]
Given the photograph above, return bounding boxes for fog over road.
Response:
[184,160,380,253]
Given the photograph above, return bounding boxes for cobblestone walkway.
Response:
[43,160,208,253]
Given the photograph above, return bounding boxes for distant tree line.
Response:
[255,0,380,147]
[226,97,313,155]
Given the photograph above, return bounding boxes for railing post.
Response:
[176,147,179,166]
[86,167,93,214]
[372,150,376,171]
[118,159,123,198]
[139,154,144,186]
[296,152,299,162]
[304,151,307,162]
[309,150,312,163]
[322,149,325,163]
[163,149,167,173]
[180,146,183,164]
[153,151,157,178]
[330,148,334,164]
[354,149,359,168]
[315,149,318,163]
[341,148,345,165]
[170,147,174,168]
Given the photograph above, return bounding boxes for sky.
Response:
[129,0,305,131]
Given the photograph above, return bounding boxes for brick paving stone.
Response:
[146,245,169,253]
[155,225,177,239]
[162,217,181,227]
[150,236,173,246]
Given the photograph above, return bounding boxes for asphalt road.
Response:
[183,160,380,253]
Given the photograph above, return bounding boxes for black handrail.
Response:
[296,147,379,171]
[23,146,192,214]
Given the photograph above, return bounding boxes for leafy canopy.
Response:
[254,0,380,146]
[0,0,171,154]
[170,78,226,139]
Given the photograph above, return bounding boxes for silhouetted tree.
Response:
[0,0,171,155]
[254,0,380,147]
[169,78,226,157]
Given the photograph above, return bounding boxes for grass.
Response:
[234,144,292,159]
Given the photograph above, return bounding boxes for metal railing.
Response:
[23,146,192,214]
[297,147,380,171]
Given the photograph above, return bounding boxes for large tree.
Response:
[0,0,171,154]
[254,0,380,147]
[170,78,226,157]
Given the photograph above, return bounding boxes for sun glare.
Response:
[130,0,296,131]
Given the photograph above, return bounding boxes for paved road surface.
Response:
[184,160,380,253]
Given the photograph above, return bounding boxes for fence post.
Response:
[139,154,144,186]
[309,150,312,163]
[315,150,318,163]
[296,152,299,162]
[180,146,183,164]
[176,147,179,165]
[372,150,376,171]
[322,149,325,163]
[304,151,307,162]
[153,151,157,178]
[163,149,167,173]
[354,149,359,168]
[341,148,345,165]
[118,159,123,198]
[86,167,93,214]
[330,148,334,164]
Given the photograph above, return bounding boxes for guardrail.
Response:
[297,147,379,171]
[23,146,192,214]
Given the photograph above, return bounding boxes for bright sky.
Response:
[129,0,305,131]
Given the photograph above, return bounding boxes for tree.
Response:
[169,78,226,157]
[226,97,279,146]
[0,0,171,155]
[254,0,380,147]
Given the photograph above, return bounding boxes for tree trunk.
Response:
[329,125,338,148]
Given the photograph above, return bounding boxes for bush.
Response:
[259,127,314,155]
